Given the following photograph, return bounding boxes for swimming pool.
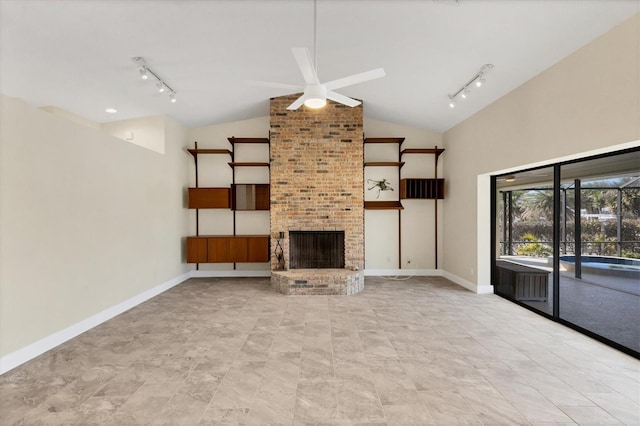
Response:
[559,255,640,279]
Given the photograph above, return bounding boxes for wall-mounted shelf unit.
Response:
[364,137,405,268]
[186,137,270,267]
[400,145,445,268]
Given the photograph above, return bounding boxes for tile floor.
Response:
[1,276,638,425]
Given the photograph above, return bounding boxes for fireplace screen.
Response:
[289,231,345,269]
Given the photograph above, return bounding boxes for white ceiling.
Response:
[1,0,638,132]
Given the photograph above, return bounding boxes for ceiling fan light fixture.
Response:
[304,97,326,109]
[303,85,327,109]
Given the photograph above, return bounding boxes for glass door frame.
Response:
[490,147,640,359]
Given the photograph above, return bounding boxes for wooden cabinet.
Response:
[188,188,230,208]
[187,236,269,263]
[231,184,270,210]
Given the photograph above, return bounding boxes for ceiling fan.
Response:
[252,47,385,110]
[250,0,385,110]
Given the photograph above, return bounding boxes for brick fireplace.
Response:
[269,94,364,295]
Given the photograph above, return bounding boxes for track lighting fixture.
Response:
[448,64,493,108]
[132,57,177,104]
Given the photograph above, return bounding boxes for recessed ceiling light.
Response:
[105,108,117,114]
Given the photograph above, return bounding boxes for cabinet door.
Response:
[207,237,232,263]
[230,237,248,262]
[247,236,269,262]
[188,188,230,209]
[187,237,208,263]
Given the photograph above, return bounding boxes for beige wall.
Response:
[0,96,191,358]
[442,14,640,289]
[101,115,166,154]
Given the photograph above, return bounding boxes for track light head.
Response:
[139,66,148,80]
[448,96,456,108]
[170,92,177,103]
[157,81,166,93]
[475,77,484,88]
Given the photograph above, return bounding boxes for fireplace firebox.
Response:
[289,231,345,269]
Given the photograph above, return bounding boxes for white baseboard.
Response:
[442,270,494,294]
[364,269,442,277]
[190,270,271,278]
[0,271,191,375]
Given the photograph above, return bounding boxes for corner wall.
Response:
[442,14,640,291]
[0,96,191,368]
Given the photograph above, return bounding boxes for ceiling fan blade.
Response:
[292,48,320,85]
[286,94,306,110]
[247,80,303,92]
[324,68,386,91]
[326,91,361,107]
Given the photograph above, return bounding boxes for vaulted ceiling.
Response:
[1,0,637,132]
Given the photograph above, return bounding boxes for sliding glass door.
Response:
[492,148,639,356]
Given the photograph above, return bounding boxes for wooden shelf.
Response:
[187,148,232,158]
[228,162,270,168]
[228,137,270,145]
[364,137,405,145]
[364,161,405,168]
[401,148,445,158]
[364,201,404,210]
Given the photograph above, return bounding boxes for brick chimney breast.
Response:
[270,94,364,271]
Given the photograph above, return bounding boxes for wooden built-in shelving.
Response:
[186,137,270,266]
